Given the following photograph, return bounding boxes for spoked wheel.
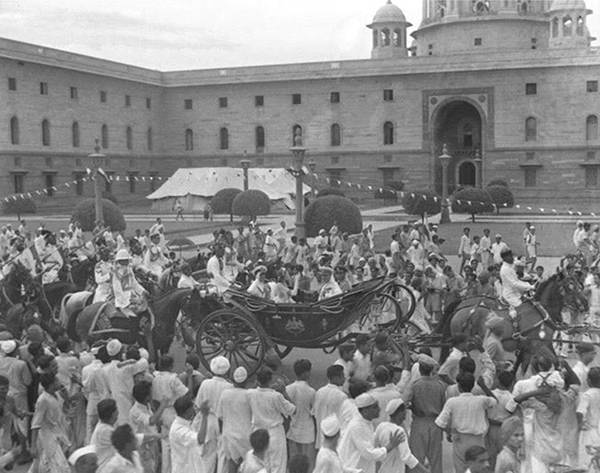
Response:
[273,345,293,359]
[357,291,403,333]
[399,320,422,338]
[389,283,417,326]
[196,309,266,378]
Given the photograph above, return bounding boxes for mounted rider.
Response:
[499,248,534,317]
[39,230,63,285]
[93,247,113,303]
[10,236,36,278]
[143,230,168,278]
[112,249,149,320]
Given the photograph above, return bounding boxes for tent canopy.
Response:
[147,167,311,210]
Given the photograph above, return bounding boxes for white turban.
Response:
[321,415,341,437]
[355,393,377,409]
[139,348,150,360]
[233,367,248,384]
[210,356,230,376]
[106,339,122,357]
[68,445,96,466]
[0,340,16,355]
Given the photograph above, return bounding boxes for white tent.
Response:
[146,167,311,212]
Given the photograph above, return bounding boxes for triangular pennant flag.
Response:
[326,178,331,184]
[515,205,520,209]
[116,175,121,181]
[539,208,544,212]
[51,186,57,191]
[36,190,41,196]
[592,212,597,217]
[367,186,372,191]
[577,211,582,216]
[399,192,404,198]
[357,184,362,189]
[27,192,32,198]
[552,209,557,213]
[568,210,574,215]
[347,182,352,188]
[141,176,146,181]
[433,197,438,202]
[467,201,472,205]
[503,203,508,207]
[411,193,415,198]
[422,195,427,200]
[65,183,70,188]
[336,180,341,185]
[526,206,532,211]
[457,200,462,205]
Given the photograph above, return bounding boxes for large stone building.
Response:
[1,0,599,209]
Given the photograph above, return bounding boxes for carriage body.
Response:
[195,277,415,376]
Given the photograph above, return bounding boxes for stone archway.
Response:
[432,100,483,194]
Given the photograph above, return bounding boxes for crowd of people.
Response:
[0,211,599,473]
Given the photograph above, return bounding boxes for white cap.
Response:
[210,356,230,376]
[495,233,502,238]
[115,249,131,261]
[106,339,122,357]
[577,220,584,226]
[134,358,149,374]
[355,393,377,409]
[0,340,16,355]
[233,366,248,384]
[139,348,149,360]
[319,229,326,235]
[68,445,97,466]
[412,239,419,246]
[320,415,341,437]
[385,398,405,416]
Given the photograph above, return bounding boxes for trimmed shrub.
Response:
[304,195,362,237]
[486,185,514,214]
[72,198,126,232]
[2,198,36,218]
[487,178,509,188]
[211,188,242,221]
[316,187,346,198]
[402,190,442,221]
[451,187,494,223]
[231,190,271,220]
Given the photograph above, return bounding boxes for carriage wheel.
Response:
[357,293,403,333]
[399,320,422,338]
[273,345,293,359]
[389,283,417,325]
[196,309,266,378]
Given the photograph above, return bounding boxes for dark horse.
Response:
[66,287,221,356]
[441,270,587,375]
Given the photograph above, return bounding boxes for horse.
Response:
[66,287,221,356]
[441,270,587,375]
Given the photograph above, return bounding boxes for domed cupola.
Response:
[367,1,412,59]
[548,0,593,48]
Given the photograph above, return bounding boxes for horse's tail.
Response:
[59,293,72,327]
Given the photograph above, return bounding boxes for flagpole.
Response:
[89,139,106,226]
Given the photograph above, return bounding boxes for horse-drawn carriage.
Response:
[194,277,417,376]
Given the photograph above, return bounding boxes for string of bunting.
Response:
[307,171,599,218]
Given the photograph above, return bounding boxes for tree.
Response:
[487,178,509,188]
[2,198,36,219]
[304,195,362,237]
[231,189,271,221]
[72,198,126,231]
[451,188,494,222]
[486,185,514,214]
[210,188,242,222]
[316,187,346,198]
[402,190,441,221]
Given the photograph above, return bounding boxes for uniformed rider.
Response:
[39,231,63,285]
[499,248,534,317]
[143,230,168,278]
[112,249,148,319]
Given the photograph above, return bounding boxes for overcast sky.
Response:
[0,0,599,71]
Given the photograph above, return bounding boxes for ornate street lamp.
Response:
[474,148,482,188]
[439,144,452,224]
[240,158,251,191]
[290,129,307,239]
[88,139,106,227]
[308,159,316,198]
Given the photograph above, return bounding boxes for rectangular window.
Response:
[526,152,535,161]
[474,38,482,46]
[428,44,433,55]
[526,83,537,95]
[74,173,84,196]
[330,92,340,103]
[12,174,24,194]
[100,91,107,103]
[70,87,78,100]
[524,168,537,187]
[587,151,596,161]
[587,81,599,93]
[219,97,228,108]
[255,95,264,107]
[44,174,55,197]
[585,166,599,188]
[383,89,394,101]
[40,82,48,95]
[184,99,193,110]
[531,38,537,49]
[125,95,131,107]
[8,78,16,91]
[146,97,152,109]
[292,94,302,105]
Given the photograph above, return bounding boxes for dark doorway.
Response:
[458,161,476,187]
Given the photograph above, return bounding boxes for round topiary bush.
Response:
[231,190,271,220]
[487,178,509,188]
[316,187,346,198]
[2,198,36,218]
[72,198,126,232]
[304,195,362,238]
[486,185,514,214]
[211,188,242,221]
[402,190,441,221]
[451,188,494,222]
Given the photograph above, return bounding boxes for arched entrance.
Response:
[432,100,483,194]
[458,161,476,187]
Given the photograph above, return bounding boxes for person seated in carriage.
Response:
[206,246,233,295]
[318,266,342,301]
[247,265,271,299]
[112,249,150,321]
[39,230,63,285]
[93,247,113,303]
[143,230,168,278]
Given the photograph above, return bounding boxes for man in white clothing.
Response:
[499,249,534,312]
[375,399,428,473]
[491,234,509,265]
[312,365,347,449]
[480,229,491,270]
[248,367,296,473]
[338,393,403,473]
[573,342,595,392]
[457,227,471,275]
[170,394,209,473]
[206,246,232,294]
[313,416,346,473]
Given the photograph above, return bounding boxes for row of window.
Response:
[521,167,600,189]
[7,78,152,109]
[8,117,153,150]
[183,91,343,110]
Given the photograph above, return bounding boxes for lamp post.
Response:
[474,148,482,188]
[88,139,106,227]
[290,129,307,239]
[308,159,316,198]
[439,144,452,224]
[240,158,251,191]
